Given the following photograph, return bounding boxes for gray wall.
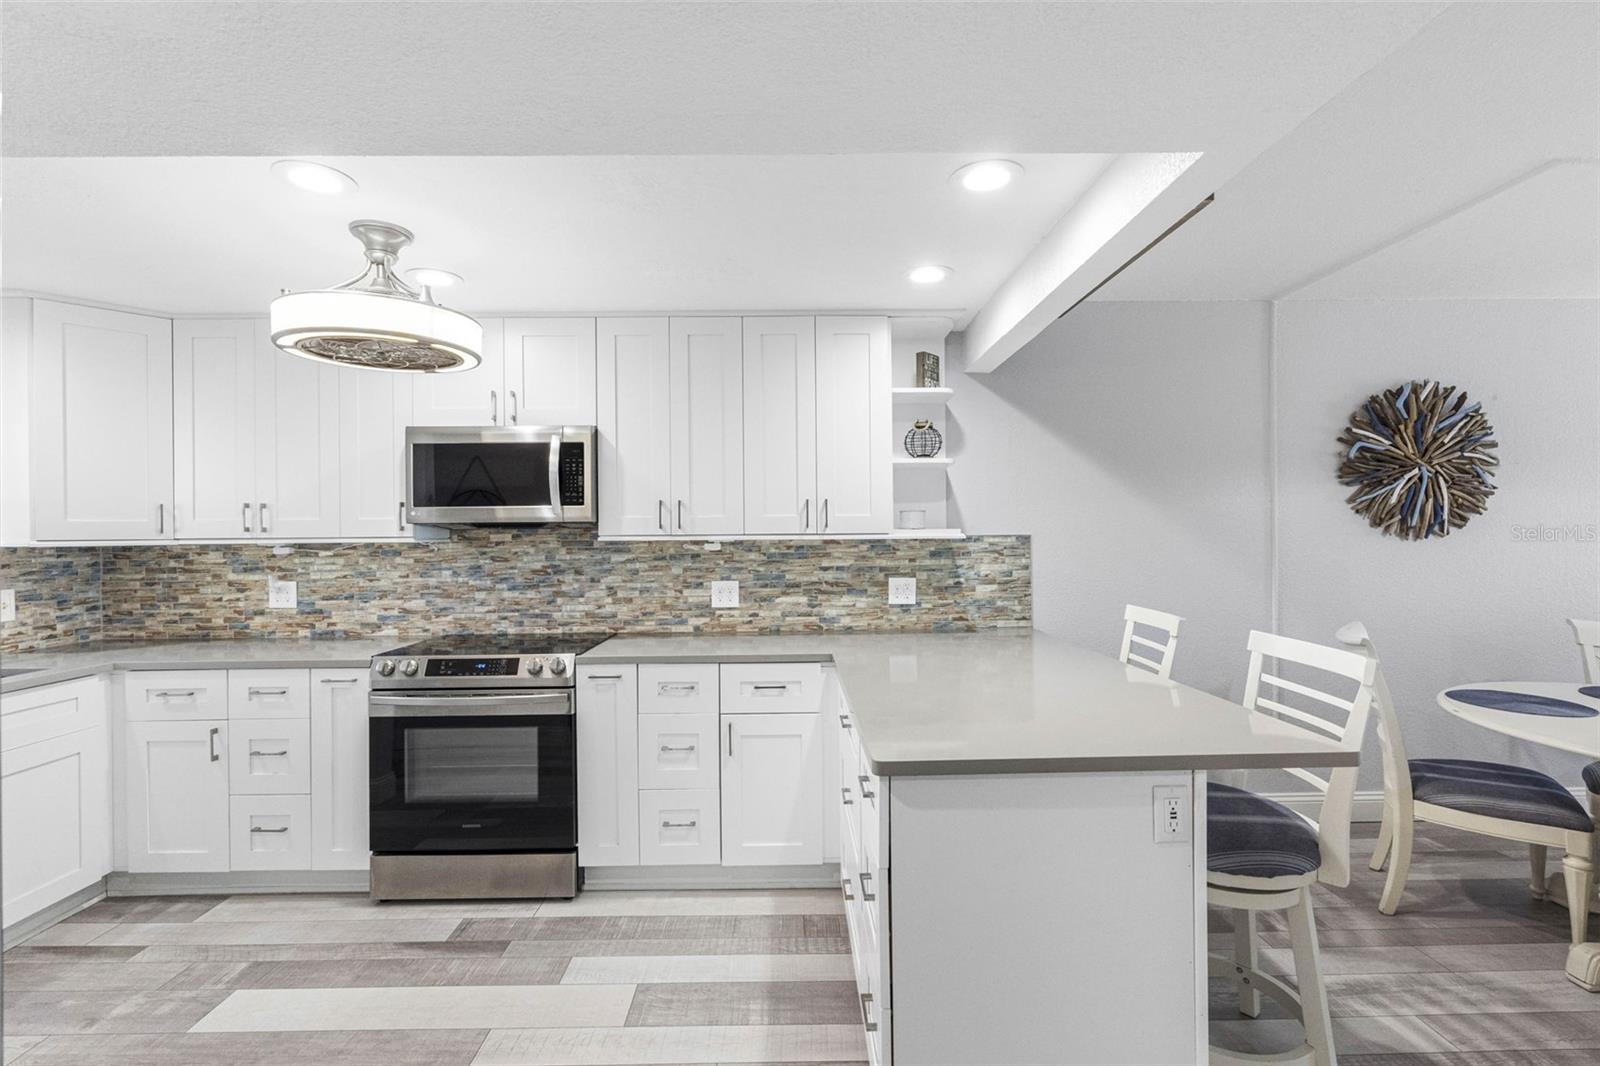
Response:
[951,297,1599,790]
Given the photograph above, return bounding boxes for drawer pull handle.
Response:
[587,674,623,681]
[658,683,698,694]
[660,820,698,829]
[839,714,851,729]
[208,726,220,762]
[659,744,697,753]
[840,786,854,805]
[860,991,877,1032]
[320,678,358,685]
[250,825,290,834]
[857,774,876,800]
[248,688,290,696]
[859,871,877,902]
[841,876,855,901]
[154,690,198,699]
[752,684,789,692]
[249,749,289,757]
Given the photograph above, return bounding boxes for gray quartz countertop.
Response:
[1,638,398,694]
[584,631,1362,776]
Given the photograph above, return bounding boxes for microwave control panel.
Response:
[558,443,586,506]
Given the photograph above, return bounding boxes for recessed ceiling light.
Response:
[952,159,1023,193]
[271,159,358,196]
[907,265,952,285]
[405,267,463,289]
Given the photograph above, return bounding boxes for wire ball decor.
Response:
[1336,380,1498,541]
[903,420,943,459]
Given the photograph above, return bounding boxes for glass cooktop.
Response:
[379,633,614,659]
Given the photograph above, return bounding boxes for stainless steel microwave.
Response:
[405,425,595,525]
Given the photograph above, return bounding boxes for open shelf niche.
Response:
[888,316,959,537]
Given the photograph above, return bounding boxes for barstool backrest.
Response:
[1242,629,1377,888]
[1119,605,1183,680]
[1569,618,1600,683]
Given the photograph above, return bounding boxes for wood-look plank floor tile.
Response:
[1211,1014,1459,1057]
[623,981,860,1027]
[161,955,571,990]
[1,960,189,991]
[1419,1010,1600,1051]
[84,919,465,946]
[1323,970,1600,1018]
[61,896,225,924]
[456,916,809,942]
[504,936,849,958]
[1340,1052,1600,1066]
[1,945,145,962]
[196,895,543,924]
[1418,942,1574,973]
[563,954,853,984]
[189,984,636,1033]
[535,890,842,917]
[128,939,512,963]
[470,1024,867,1065]
[2,989,230,1036]
[6,1029,490,1065]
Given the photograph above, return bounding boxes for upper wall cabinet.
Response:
[410,317,504,427]
[31,301,174,542]
[742,317,817,534]
[815,316,892,534]
[505,318,597,427]
[255,336,342,539]
[669,317,744,536]
[174,320,258,539]
[598,317,673,535]
[338,365,412,538]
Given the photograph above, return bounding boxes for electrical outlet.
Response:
[0,589,15,623]
[1153,785,1191,843]
[887,577,917,606]
[711,580,740,609]
[267,576,297,610]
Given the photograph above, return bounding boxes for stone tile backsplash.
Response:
[0,546,103,652]
[3,530,1030,650]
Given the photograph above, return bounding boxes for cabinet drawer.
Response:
[230,794,312,870]
[228,670,311,720]
[638,788,720,865]
[1,676,106,751]
[228,718,312,795]
[125,671,229,721]
[719,663,823,714]
[638,713,719,790]
[638,664,719,715]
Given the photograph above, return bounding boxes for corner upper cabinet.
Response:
[30,300,174,541]
[504,318,597,426]
[597,317,672,536]
[669,317,743,536]
[410,317,505,426]
[815,316,892,534]
[173,319,258,539]
[742,317,817,534]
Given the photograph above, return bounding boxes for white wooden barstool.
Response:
[1348,622,1596,935]
[1118,604,1183,680]
[1209,629,1376,1066]
[1570,618,1600,682]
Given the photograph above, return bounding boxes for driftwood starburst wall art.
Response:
[1336,380,1498,540]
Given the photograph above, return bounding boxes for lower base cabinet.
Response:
[230,794,313,870]
[639,788,721,865]
[1,717,111,924]
[125,719,231,873]
[309,670,370,870]
[720,711,823,866]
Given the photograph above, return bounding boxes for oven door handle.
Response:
[369,692,574,717]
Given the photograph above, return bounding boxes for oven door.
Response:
[406,426,594,524]
[369,691,576,854]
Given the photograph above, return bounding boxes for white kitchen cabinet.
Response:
[124,670,230,721]
[576,664,640,866]
[411,317,506,426]
[255,338,341,538]
[29,300,173,541]
[638,712,720,791]
[668,317,743,535]
[309,670,370,871]
[504,317,597,426]
[227,669,311,720]
[173,319,258,539]
[720,711,823,866]
[230,795,313,871]
[597,317,672,536]
[639,788,721,866]
[815,316,892,534]
[125,719,231,873]
[741,316,817,534]
[720,663,824,715]
[227,718,312,795]
[338,365,412,537]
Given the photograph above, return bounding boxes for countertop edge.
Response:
[864,750,1363,776]
[2,652,380,695]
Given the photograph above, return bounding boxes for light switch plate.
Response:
[888,577,917,606]
[267,577,297,610]
[711,580,740,609]
[0,588,15,623]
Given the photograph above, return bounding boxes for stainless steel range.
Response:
[367,633,610,901]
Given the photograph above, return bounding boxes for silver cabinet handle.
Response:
[208,726,220,762]
[676,499,684,532]
[822,498,830,532]
[859,871,877,901]
[658,682,698,695]
[154,690,198,699]
[490,389,498,424]
[259,502,270,533]
[840,786,854,806]
[840,714,852,729]
[802,498,810,531]
[157,502,165,534]
[659,744,697,753]
[248,687,289,696]
[858,774,876,800]
[320,677,359,685]
[508,389,518,424]
[727,721,734,757]
[242,502,252,534]
[250,825,290,834]
[249,749,289,757]
[660,820,698,829]
[841,876,855,901]
[860,991,878,1032]
[585,673,623,681]
[397,500,406,532]
[657,499,666,533]
[753,684,789,692]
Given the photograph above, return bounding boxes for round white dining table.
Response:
[1436,681,1600,991]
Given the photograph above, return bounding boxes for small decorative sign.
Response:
[1336,380,1498,540]
[915,351,941,388]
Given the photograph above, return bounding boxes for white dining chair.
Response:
[1118,604,1183,680]
[1209,629,1376,1066]
[1570,618,1600,683]
[1345,622,1596,943]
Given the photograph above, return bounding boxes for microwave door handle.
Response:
[547,431,562,515]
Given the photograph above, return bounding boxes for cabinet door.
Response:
[1,725,110,923]
[742,317,817,534]
[576,665,639,866]
[505,317,597,426]
[125,720,230,872]
[338,365,412,537]
[411,317,505,426]
[815,316,891,534]
[669,317,743,535]
[30,300,173,541]
[596,318,671,536]
[255,333,341,538]
[721,712,823,866]
[309,670,370,871]
[173,319,257,539]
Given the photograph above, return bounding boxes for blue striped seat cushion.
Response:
[1410,759,1594,832]
[1583,761,1600,796]
[1206,783,1321,880]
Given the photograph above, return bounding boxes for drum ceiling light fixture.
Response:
[269,220,482,373]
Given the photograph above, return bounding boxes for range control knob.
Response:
[400,659,420,677]
[548,657,568,676]
[526,659,545,676]
[375,659,396,677]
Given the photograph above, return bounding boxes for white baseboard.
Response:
[582,863,841,890]
[3,879,107,949]
[107,870,370,896]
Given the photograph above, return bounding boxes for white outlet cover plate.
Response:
[711,580,740,608]
[0,588,15,623]
[1152,785,1191,843]
[888,577,917,605]
[267,577,297,610]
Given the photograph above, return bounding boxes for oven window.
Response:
[411,442,553,509]
[404,725,540,803]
